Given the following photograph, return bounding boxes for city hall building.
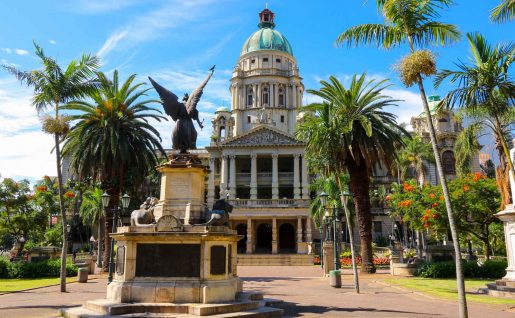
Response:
[204,9,313,264]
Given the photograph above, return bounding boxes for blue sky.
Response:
[0,0,514,181]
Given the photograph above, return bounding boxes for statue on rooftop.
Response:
[149,66,215,153]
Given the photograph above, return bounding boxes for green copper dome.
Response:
[241,28,293,56]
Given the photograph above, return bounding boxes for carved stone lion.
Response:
[196,199,234,227]
[130,197,159,227]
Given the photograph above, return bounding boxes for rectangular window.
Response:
[278,94,284,106]
[263,58,269,62]
[247,94,253,107]
[280,115,285,123]
[251,59,255,64]
[276,58,281,63]
[373,221,382,234]
[247,116,251,123]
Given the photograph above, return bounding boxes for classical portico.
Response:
[206,8,312,259]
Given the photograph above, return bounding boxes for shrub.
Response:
[0,257,9,278]
[6,259,77,278]
[417,260,507,279]
[374,236,389,247]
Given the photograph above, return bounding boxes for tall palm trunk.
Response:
[415,74,468,317]
[54,102,68,293]
[347,157,375,273]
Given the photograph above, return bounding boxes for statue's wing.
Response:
[148,77,181,121]
[186,66,215,114]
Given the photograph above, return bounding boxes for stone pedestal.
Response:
[153,156,209,225]
[107,225,241,304]
[496,206,515,281]
[322,241,335,276]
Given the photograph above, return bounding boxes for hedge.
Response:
[417,260,507,279]
[0,258,77,278]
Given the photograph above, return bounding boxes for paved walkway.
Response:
[0,267,513,317]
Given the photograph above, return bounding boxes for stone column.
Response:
[285,84,288,107]
[301,155,310,199]
[272,153,279,200]
[257,84,261,107]
[250,154,257,200]
[293,154,301,199]
[229,155,236,198]
[272,218,278,254]
[246,218,253,254]
[292,84,297,108]
[271,84,275,108]
[252,84,257,108]
[306,218,313,254]
[220,155,228,197]
[207,157,215,208]
[297,217,303,243]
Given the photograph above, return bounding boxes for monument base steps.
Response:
[480,280,515,299]
[59,292,283,318]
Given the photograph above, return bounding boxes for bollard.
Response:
[78,267,88,283]
[330,270,341,288]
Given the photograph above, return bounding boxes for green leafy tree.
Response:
[34,176,60,228]
[62,70,166,271]
[396,136,434,184]
[0,179,47,255]
[491,0,515,23]
[79,187,104,265]
[336,1,467,314]
[297,74,408,273]
[435,33,515,206]
[2,43,99,292]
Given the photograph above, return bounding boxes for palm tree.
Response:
[297,74,408,273]
[491,0,515,23]
[453,123,482,176]
[335,2,468,316]
[79,187,104,267]
[396,135,434,184]
[435,32,515,185]
[2,43,99,292]
[62,70,166,271]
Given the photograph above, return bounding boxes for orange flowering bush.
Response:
[64,191,75,199]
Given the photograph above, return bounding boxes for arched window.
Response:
[442,151,456,175]
[278,87,285,107]
[262,85,269,106]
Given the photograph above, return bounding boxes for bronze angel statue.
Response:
[149,66,215,153]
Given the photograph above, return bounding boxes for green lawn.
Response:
[383,278,515,305]
[0,277,77,293]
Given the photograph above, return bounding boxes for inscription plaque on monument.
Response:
[116,246,125,275]
[136,244,201,277]
[210,245,226,275]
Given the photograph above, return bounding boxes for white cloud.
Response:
[49,40,56,45]
[15,49,29,56]
[1,48,12,54]
[96,0,220,57]
[0,77,56,181]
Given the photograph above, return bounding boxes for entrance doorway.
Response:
[279,223,296,253]
[256,223,272,253]
[235,223,247,253]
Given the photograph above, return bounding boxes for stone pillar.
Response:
[229,155,236,198]
[250,154,257,200]
[301,155,310,199]
[306,218,313,254]
[323,241,335,275]
[496,208,515,281]
[270,84,275,108]
[246,218,253,254]
[293,154,301,199]
[220,155,228,197]
[252,84,257,108]
[272,218,278,254]
[272,153,279,200]
[297,217,303,243]
[292,85,297,108]
[257,84,261,107]
[207,157,215,208]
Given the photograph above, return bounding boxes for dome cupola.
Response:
[240,8,293,56]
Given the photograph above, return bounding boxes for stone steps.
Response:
[237,254,312,266]
[59,292,284,318]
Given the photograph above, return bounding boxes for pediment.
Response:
[221,126,304,147]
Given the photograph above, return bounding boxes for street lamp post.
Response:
[340,189,360,294]
[319,192,341,288]
[102,192,131,284]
